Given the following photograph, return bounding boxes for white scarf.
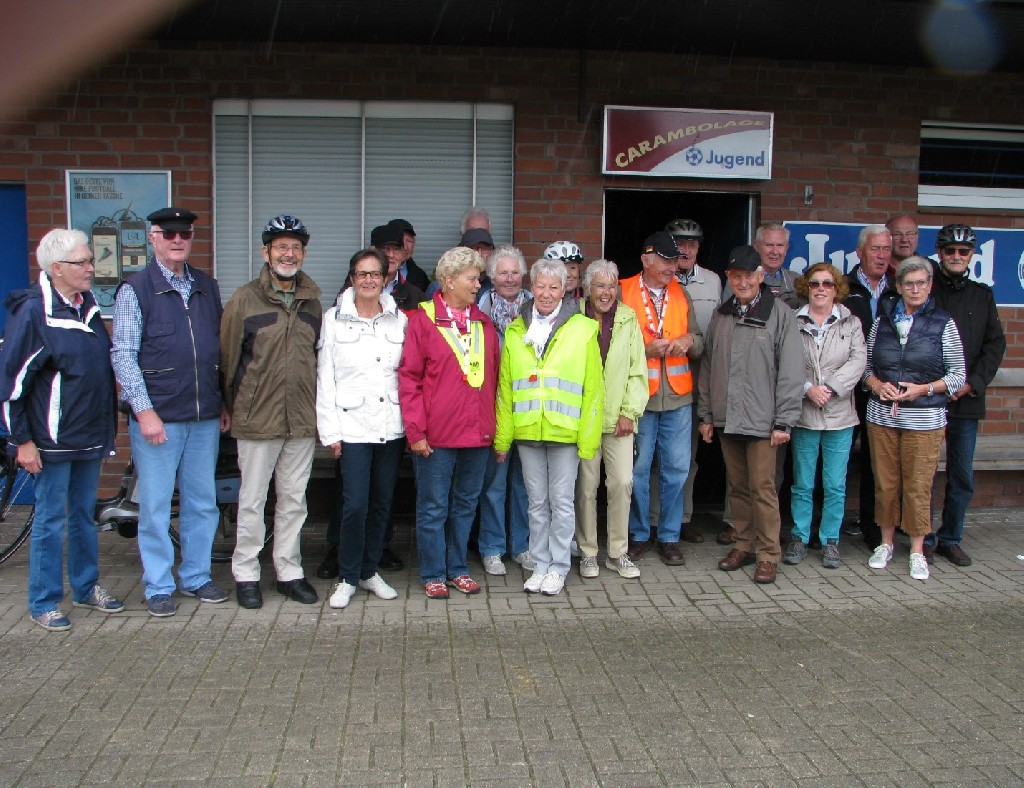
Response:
[524,301,562,356]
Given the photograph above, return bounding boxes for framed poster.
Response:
[65,170,172,314]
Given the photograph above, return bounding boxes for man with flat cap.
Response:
[620,231,703,567]
[111,207,229,617]
[698,245,803,584]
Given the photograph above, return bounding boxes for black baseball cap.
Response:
[370,224,404,248]
[643,231,679,259]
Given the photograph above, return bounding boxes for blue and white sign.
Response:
[783,221,1024,307]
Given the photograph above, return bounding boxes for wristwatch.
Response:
[927,382,935,397]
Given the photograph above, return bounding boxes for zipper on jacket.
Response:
[184,299,201,421]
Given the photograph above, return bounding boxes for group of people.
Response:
[0,203,1004,630]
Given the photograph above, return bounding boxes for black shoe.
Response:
[377,548,404,572]
[236,581,263,609]
[276,578,319,604]
[936,544,972,567]
[923,543,935,565]
[316,549,339,580]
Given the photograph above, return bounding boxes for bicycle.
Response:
[0,436,36,564]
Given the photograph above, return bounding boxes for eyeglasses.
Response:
[900,279,931,290]
[58,257,95,267]
[270,243,304,254]
[807,280,836,289]
[942,246,973,257]
[353,270,384,281]
[152,230,194,241]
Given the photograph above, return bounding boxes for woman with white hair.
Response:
[0,228,121,631]
[399,246,501,600]
[494,258,603,596]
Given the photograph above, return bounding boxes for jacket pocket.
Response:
[337,391,365,412]
[145,321,175,339]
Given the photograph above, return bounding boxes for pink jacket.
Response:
[398,293,500,449]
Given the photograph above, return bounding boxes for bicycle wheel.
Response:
[0,455,35,565]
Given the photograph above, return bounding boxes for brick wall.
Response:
[1,41,1023,495]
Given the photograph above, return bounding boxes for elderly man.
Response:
[698,245,803,584]
[387,218,430,292]
[843,224,894,550]
[925,223,1006,567]
[372,223,425,313]
[111,207,229,617]
[460,206,491,235]
[621,231,703,566]
[754,222,802,308]
[886,214,919,273]
[221,215,322,609]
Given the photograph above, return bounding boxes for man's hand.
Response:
[16,441,42,474]
[220,406,231,433]
[949,381,974,401]
[614,416,634,437]
[770,429,790,447]
[136,409,167,445]
[698,423,714,444]
[645,338,671,359]
[667,334,693,357]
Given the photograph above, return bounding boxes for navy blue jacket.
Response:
[0,273,116,461]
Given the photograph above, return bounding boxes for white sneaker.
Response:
[540,571,565,596]
[523,572,545,594]
[512,551,536,572]
[579,555,599,579]
[359,573,398,600]
[482,555,506,576]
[329,582,358,609]
[605,554,641,579]
[909,552,929,581]
[868,543,894,569]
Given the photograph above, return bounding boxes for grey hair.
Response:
[37,228,89,275]
[487,244,526,279]
[858,224,890,247]
[754,222,790,244]
[896,255,934,283]
[529,258,567,288]
[582,258,619,295]
[459,206,491,235]
[435,246,485,283]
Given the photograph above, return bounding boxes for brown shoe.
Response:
[753,561,777,584]
[717,549,755,571]
[680,528,704,543]
[716,526,737,545]
[627,539,651,561]
[657,541,685,566]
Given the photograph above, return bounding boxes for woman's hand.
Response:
[330,442,342,459]
[410,439,433,458]
[494,449,508,464]
[614,416,634,437]
[16,441,41,474]
[895,381,929,401]
[806,384,833,408]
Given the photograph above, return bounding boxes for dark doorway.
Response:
[603,189,756,279]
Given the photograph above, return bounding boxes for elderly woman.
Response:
[863,256,966,581]
[783,263,866,569]
[495,258,603,596]
[0,229,121,631]
[476,244,533,576]
[574,259,647,580]
[317,249,407,609]
[398,246,500,599]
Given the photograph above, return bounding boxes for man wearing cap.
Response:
[369,223,425,313]
[387,218,430,292]
[221,215,323,609]
[620,231,703,567]
[886,215,920,274]
[111,207,229,617]
[698,245,802,584]
[925,223,1005,568]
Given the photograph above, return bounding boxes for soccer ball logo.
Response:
[685,147,703,166]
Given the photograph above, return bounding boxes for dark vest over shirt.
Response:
[871,298,949,409]
[123,261,223,423]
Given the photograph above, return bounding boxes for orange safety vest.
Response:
[620,274,693,397]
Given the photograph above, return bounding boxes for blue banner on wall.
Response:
[783,222,1024,307]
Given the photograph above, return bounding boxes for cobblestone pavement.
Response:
[0,508,1021,786]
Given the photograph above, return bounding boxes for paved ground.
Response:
[0,508,1021,786]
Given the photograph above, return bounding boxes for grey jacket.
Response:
[793,303,866,432]
[697,285,803,438]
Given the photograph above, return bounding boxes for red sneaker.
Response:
[424,581,449,600]
[446,575,481,595]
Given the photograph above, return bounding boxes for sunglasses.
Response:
[152,229,194,241]
[807,280,836,289]
[942,246,973,257]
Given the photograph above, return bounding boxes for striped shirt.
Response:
[864,315,966,431]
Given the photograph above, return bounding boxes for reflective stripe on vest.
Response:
[620,275,694,397]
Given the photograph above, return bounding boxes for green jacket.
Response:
[579,300,648,433]
[495,300,604,459]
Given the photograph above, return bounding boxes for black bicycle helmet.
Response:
[262,214,310,246]
[664,218,704,243]
[936,223,976,249]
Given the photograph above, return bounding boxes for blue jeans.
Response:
[337,439,404,585]
[28,458,102,616]
[928,418,979,548]
[790,427,854,545]
[130,418,220,598]
[630,406,691,544]
[414,446,489,585]
[477,445,530,559]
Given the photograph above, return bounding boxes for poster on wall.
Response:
[65,170,171,314]
[602,105,773,179]
[783,221,1024,307]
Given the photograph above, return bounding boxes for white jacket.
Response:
[316,289,407,446]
